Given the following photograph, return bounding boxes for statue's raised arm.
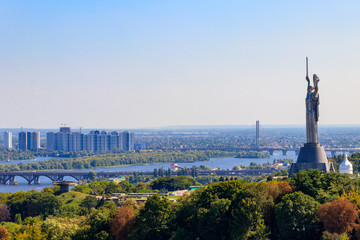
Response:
[306,75,310,85]
[313,74,319,95]
[306,57,311,89]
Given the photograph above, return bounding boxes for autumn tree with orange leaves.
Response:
[319,199,359,236]
[109,206,136,240]
[268,181,293,203]
[0,226,10,240]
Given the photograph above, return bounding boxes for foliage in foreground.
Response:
[1,170,360,239]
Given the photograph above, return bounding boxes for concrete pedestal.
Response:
[53,181,76,193]
[289,143,335,177]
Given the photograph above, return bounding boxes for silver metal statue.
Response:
[305,57,320,144]
[288,57,335,177]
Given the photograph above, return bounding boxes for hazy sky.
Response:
[1,1,360,129]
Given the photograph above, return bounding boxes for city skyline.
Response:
[1,1,360,128]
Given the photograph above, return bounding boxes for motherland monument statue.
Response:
[289,57,335,177]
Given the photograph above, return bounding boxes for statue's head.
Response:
[308,86,315,92]
[313,74,319,84]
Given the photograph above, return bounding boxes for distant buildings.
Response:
[18,132,26,150]
[47,127,134,152]
[256,120,260,147]
[18,131,40,151]
[135,142,147,150]
[3,131,12,149]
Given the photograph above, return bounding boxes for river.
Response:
[0,150,341,193]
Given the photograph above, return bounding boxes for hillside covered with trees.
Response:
[0,170,360,239]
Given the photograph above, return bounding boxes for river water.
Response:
[0,150,341,193]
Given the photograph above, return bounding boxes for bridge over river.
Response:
[0,169,275,185]
[177,147,360,156]
[0,171,123,185]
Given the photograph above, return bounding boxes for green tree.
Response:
[275,192,321,240]
[151,176,197,191]
[119,181,133,193]
[32,192,62,217]
[292,170,353,203]
[13,223,46,240]
[153,168,158,178]
[7,192,61,219]
[230,183,272,240]
[230,198,269,240]
[72,225,91,240]
[80,196,98,212]
[291,169,324,198]
[132,195,173,240]
[14,213,22,224]
[198,199,231,240]
[88,209,112,239]
[41,216,81,240]
[73,204,114,240]
[197,180,246,208]
[104,182,121,195]
[87,171,97,181]
[172,200,199,240]
[322,172,352,197]
[6,191,27,219]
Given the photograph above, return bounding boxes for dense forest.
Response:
[0,170,360,239]
[0,149,35,161]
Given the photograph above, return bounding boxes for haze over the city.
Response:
[1,1,360,129]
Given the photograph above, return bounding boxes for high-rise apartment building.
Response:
[19,131,40,151]
[47,128,134,153]
[19,132,27,151]
[27,132,32,150]
[3,131,12,149]
[31,132,40,150]
[122,131,134,151]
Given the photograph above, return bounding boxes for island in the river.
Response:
[235,151,270,159]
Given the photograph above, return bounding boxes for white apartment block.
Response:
[3,131,12,149]
[47,128,134,153]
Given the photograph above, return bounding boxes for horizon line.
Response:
[1,124,360,131]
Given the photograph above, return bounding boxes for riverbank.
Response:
[0,150,240,172]
[0,151,297,193]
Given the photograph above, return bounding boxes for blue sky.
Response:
[1,1,360,128]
